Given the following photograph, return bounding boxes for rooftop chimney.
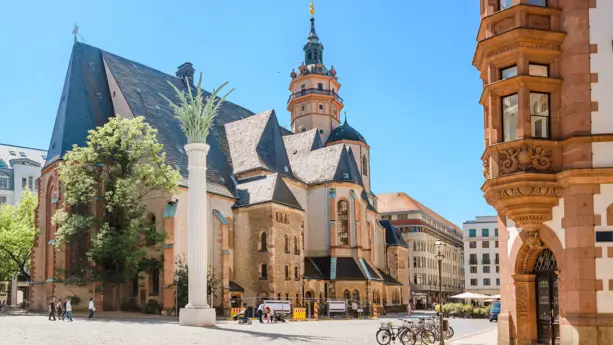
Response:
[176,62,195,86]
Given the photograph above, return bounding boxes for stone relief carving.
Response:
[499,145,554,175]
[482,156,490,179]
[516,286,529,317]
[485,185,560,205]
[485,42,560,59]
[524,232,544,250]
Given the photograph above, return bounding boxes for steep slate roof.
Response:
[283,130,362,185]
[225,110,293,178]
[379,220,409,248]
[377,269,403,286]
[326,119,367,145]
[377,192,462,235]
[235,173,302,210]
[306,256,367,281]
[0,144,47,169]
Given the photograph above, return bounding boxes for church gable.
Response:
[235,173,302,210]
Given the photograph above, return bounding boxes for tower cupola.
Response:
[304,16,324,65]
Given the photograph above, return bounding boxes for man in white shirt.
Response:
[65,298,73,322]
[256,303,264,323]
[88,298,95,319]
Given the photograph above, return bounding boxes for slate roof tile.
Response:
[235,173,302,210]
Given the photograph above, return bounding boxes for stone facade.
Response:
[474,1,613,344]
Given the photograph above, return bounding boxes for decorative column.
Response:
[179,142,216,326]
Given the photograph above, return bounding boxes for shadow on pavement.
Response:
[211,325,333,342]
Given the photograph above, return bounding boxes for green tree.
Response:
[0,190,37,281]
[52,116,181,304]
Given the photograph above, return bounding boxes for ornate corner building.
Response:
[474,1,613,344]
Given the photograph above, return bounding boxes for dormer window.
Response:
[42,155,47,160]
[9,151,16,156]
[19,152,26,157]
[343,173,349,179]
[0,160,5,168]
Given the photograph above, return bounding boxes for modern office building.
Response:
[474,1,613,344]
[463,216,500,296]
[378,192,464,309]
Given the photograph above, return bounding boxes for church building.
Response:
[29,10,409,314]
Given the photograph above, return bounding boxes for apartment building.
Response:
[462,216,499,296]
[378,192,464,309]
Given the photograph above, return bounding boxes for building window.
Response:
[319,104,323,110]
[496,265,500,273]
[0,160,5,168]
[285,265,290,280]
[470,279,478,286]
[19,152,26,157]
[317,83,323,90]
[499,0,512,10]
[469,254,477,265]
[294,236,299,254]
[260,232,267,252]
[362,156,368,176]
[483,266,490,273]
[469,229,476,237]
[496,278,500,286]
[530,93,550,139]
[337,200,349,245]
[0,174,8,189]
[9,151,16,156]
[483,253,491,265]
[501,65,517,80]
[482,241,490,249]
[28,177,33,191]
[469,241,476,249]
[482,228,489,237]
[495,240,499,248]
[529,64,549,77]
[502,94,519,142]
[285,235,290,253]
[343,289,350,301]
[295,266,299,280]
[494,228,498,236]
[528,0,547,6]
[470,266,477,273]
[495,253,499,265]
[22,177,27,189]
[301,104,305,112]
[484,278,491,286]
[352,290,360,302]
[261,264,268,280]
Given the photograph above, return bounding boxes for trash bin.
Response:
[443,319,449,332]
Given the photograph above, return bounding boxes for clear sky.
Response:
[0,0,495,226]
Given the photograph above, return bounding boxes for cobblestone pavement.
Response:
[1,314,496,345]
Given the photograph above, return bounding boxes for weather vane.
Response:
[310,0,315,17]
[72,23,84,43]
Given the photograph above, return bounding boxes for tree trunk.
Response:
[103,283,122,311]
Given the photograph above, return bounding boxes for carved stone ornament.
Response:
[493,17,515,35]
[485,185,560,205]
[524,232,544,250]
[499,145,553,175]
[482,155,491,179]
[516,285,529,316]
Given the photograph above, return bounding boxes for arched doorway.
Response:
[533,248,559,343]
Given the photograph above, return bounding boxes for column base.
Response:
[179,307,216,327]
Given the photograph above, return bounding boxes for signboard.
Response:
[328,300,347,312]
[264,300,291,314]
[293,307,306,320]
[351,302,358,310]
[230,308,242,318]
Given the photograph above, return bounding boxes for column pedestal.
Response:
[179,306,216,326]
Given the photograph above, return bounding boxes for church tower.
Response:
[287,2,343,143]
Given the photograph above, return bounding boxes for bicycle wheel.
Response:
[420,329,437,345]
[376,329,392,345]
[399,329,417,345]
[445,326,454,339]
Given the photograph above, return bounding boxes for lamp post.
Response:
[434,240,446,345]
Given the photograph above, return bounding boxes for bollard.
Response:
[372,303,377,319]
[314,302,318,320]
[443,318,449,332]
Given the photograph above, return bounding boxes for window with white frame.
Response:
[0,174,8,189]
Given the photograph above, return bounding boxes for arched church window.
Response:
[337,200,349,245]
[362,156,368,176]
[285,234,290,253]
[343,289,350,301]
[307,51,312,61]
[294,236,299,254]
[260,232,267,252]
[352,290,360,302]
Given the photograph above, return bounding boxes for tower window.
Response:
[337,200,349,245]
[261,264,268,280]
[301,105,305,112]
[307,52,312,61]
[319,104,323,110]
[502,94,519,142]
[317,83,323,90]
[362,156,368,176]
[500,66,517,80]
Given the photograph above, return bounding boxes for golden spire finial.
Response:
[310,0,315,17]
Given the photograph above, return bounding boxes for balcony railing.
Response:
[287,88,344,104]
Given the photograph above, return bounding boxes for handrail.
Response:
[287,88,344,103]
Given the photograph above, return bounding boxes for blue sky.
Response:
[0,0,494,226]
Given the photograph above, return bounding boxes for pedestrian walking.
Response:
[65,298,73,321]
[256,303,264,323]
[88,298,95,319]
[48,298,56,321]
[61,298,68,320]
[56,300,64,321]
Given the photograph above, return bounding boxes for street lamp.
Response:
[434,240,446,345]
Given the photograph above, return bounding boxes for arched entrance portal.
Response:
[532,248,559,344]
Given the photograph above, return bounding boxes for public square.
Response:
[0,314,496,345]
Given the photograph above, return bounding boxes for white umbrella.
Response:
[490,294,501,299]
[449,292,490,299]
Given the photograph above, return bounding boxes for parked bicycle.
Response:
[375,320,417,345]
